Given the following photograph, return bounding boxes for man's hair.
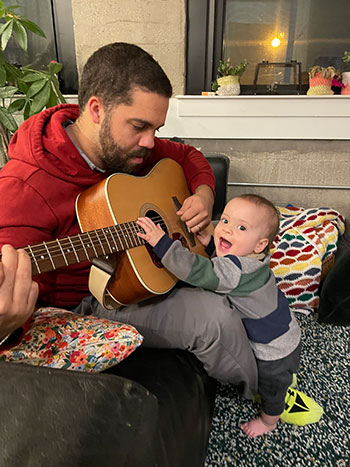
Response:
[78,42,173,109]
[238,194,280,252]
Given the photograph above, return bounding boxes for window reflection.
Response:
[223,0,350,92]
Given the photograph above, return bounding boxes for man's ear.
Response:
[87,96,104,124]
[254,238,269,254]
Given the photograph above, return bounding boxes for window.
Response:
[186,0,350,94]
[3,0,78,94]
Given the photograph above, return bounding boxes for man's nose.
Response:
[138,130,155,149]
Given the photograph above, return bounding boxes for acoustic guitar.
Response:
[7,159,209,307]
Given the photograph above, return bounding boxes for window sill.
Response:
[158,95,350,140]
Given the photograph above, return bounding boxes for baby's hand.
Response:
[137,217,165,247]
[196,228,211,247]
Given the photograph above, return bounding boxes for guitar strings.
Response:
[7,215,175,265]
[26,223,144,259]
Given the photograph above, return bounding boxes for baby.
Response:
[137,194,301,437]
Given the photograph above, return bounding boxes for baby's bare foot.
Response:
[240,417,277,438]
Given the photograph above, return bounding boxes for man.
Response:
[0,43,257,397]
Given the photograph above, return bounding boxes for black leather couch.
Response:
[0,155,229,467]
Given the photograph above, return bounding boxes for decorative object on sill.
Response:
[0,1,65,167]
[252,60,302,95]
[211,58,248,96]
[331,77,345,95]
[341,73,350,95]
[216,75,240,96]
[306,66,337,95]
[341,51,350,95]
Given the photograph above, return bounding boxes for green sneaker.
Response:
[280,388,324,426]
[253,393,261,404]
[290,373,297,388]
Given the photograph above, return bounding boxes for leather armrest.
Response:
[0,361,158,467]
[205,155,230,219]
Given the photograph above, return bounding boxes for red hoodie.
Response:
[0,104,215,308]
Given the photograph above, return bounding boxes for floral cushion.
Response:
[0,307,143,372]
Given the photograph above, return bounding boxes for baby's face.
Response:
[214,198,269,257]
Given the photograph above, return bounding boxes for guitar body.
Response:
[76,159,209,305]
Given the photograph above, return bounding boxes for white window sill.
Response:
[158,95,350,140]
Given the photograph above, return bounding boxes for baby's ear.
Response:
[254,238,269,254]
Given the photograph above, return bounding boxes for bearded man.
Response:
[0,43,257,398]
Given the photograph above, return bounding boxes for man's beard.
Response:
[98,118,150,174]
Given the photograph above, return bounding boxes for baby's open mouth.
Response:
[219,237,232,250]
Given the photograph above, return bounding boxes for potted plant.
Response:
[341,51,350,95]
[0,0,65,166]
[306,65,337,95]
[212,58,248,96]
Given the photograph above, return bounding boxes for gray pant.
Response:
[256,341,301,416]
[75,286,258,399]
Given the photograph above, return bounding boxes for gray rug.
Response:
[205,314,350,466]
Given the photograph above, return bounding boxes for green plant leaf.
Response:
[0,23,8,35]
[7,97,26,113]
[17,80,29,94]
[13,19,27,51]
[4,62,23,82]
[20,64,37,71]
[23,101,31,120]
[0,106,18,133]
[46,86,58,108]
[342,51,350,63]
[30,81,50,114]
[49,61,63,75]
[17,16,46,38]
[21,72,45,83]
[0,64,6,86]
[26,78,48,98]
[51,75,66,103]
[0,85,18,98]
[1,19,14,51]
[216,58,248,77]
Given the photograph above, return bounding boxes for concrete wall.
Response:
[183,138,350,221]
[71,0,186,95]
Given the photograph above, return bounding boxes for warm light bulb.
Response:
[271,37,281,47]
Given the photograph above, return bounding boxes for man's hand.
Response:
[0,245,38,341]
[176,185,214,233]
[137,217,166,247]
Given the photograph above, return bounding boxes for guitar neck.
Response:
[22,221,145,276]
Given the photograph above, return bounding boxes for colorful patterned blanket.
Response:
[270,206,345,312]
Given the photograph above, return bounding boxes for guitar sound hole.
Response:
[144,209,167,268]
[145,210,168,236]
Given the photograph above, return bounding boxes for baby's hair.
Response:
[237,194,280,253]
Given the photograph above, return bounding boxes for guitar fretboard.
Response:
[23,220,145,275]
